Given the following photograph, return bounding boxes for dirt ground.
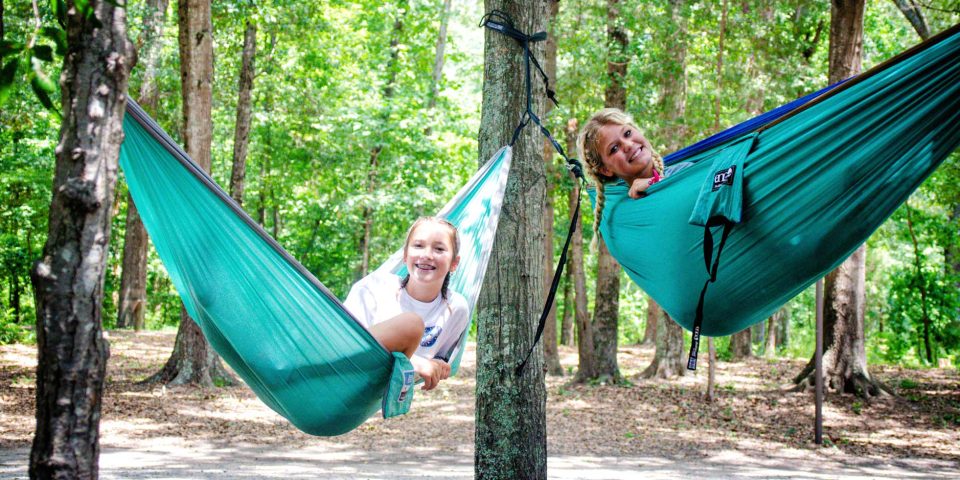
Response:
[1,330,958,479]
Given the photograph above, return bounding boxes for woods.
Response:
[1,0,959,478]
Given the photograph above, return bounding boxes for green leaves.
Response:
[0,59,19,105]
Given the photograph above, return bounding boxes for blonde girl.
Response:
[577,108,668,238]
[344,217,469,391]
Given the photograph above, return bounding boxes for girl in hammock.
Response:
[578,108,691,232]
[344,217,470,391]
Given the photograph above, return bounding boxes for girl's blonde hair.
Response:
[400,216,460,300]
[576,108,664,241]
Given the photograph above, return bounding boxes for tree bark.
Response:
[764,308,784,358]
[475,2,548,478]
[706,337,716,401]
[730,328,753,361]
[795,0,886,398]
[29,1,132,477]
[559,268,574,346]
[660,0,688,150]
[427,0,452,111]
[229,20,257,206]
[641,310,685,379]
[118,0,167,331]
[541,0,563,377]
[892,0,930,40]
[562,118,584,348]
[147,0,234,387]
[641,298,659,346]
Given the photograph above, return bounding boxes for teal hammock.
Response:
[119,104,511,436]
[593,24,960,358]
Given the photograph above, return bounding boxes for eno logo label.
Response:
[712,165,737,191]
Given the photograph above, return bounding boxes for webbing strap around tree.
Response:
[479,10,585,376]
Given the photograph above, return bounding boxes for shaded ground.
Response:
[2,330,958,478]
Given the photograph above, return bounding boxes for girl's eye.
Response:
[610,144,619,154]
[625,129,632,138]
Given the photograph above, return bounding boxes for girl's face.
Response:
[403,221,460,289]
[595,123,654,183]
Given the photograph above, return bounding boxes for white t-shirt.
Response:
[344,271,470,362]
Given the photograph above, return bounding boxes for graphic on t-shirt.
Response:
[421,325,443,347]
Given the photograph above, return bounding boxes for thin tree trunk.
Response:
[562,118,583,348]
[541,0,562,377]
[714,0,727,131]
[764,309,781,358]
[795,0,886,398]
[706,337,716,401]
[905,203,934,363]
[427,0,452,111]
[641,298,658,346]
[560,267,574,346]
[229,20,257,206]
[892,0,930,40]
[730,328,752,360]
[118,0,167,331]
[147,0,233,387]
[358,5,407,279]
[475,2,548,477]
[29,2,132,477]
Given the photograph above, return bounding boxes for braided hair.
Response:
[577,108,664,242]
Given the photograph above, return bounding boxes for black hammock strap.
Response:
[686,220,734,370]
[479,10,585,376]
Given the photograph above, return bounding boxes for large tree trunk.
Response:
[118,0,168,331]
[147,0,233,387]
[794,0,886,398]
[730,328,753,361]
[642,311,685,379]
[29,2,132,477]
[229,20,257,206]
[541,0,563,377]
[357,4,406,279]
[475,2,548,478]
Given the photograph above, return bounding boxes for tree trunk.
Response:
[714,0,728,131]
[892,0,930,40]
[795,0,886,398]
[118,0,167,331]
[358,5,406,280]
[730,328,752,360]
[660,0,688,149]
[29,2,132,477]
[229,19,257,206]
[427,0,452,111]
[475,2,548,478]
[641,298,659,346]
[147,0,233,387]
[559,268,574,346]
[706,337,716,401]
[641,310,685,379]
[764,308,783,358]
[562,118,584,348]
[905,204,934,363]
[541,0,563,377]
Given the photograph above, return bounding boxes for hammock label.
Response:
[398,370,415,402]
[383,352,416,419]
[712,165,737,191]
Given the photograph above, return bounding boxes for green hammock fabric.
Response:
[593,25,960,337]
[119,104,511,436]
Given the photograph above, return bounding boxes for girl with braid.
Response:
[577,108,690,237]
[344,217,469,391]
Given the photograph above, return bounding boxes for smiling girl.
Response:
[344,217,469,391]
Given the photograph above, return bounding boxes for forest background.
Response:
[2,0,959,376]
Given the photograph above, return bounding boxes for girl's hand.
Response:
[628,177,652,199]
[410,356,450,390]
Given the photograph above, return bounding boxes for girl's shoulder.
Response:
[446,290,470,314]
[354,270,402,293]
